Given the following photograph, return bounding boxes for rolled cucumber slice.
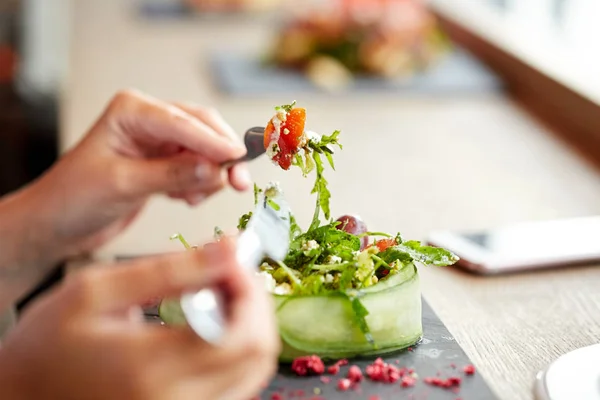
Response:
[158,263,422,362]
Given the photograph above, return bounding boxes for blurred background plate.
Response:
[210,48,503,96]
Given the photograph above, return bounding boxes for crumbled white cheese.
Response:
[305,130,322,143]
[324,273,334,283]
[301,240,319,252]
[274,282,292,295]
[266,142,280,159]
[326,255,342,264]
[283,128,290,135]
[275,109,287,123]
[267,111,287,159]
[256,271,276,293]
[264,181,282,198]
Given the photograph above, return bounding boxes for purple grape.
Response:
[336,215,368,249]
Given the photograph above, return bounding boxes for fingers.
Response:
[64,238,240,313]
[106,90,246,164]
[173,103,252,192]
[117,152,226,198]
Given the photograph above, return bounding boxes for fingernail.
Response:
[187,194,206,206]
[195,164,211,180]
[237,168,252,188]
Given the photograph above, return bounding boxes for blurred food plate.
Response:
[209,48,503,96]
[137,0,282,19]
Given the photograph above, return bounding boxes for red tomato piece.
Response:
[264,107,307,170]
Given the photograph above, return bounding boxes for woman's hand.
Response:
[0,89,251,307]
[41,89,251,250]
[0,238,279,400]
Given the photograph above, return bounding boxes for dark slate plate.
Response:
[209,49,503,96]
[144,296,497,400]
[260,299,497,400]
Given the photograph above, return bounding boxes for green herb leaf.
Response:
[237,212,252,230]
[378,246,414,266]
[253,183,262,205]
[292,153,308,176]
[170,233,191,250]
[346,292,373,344]
[275,100,297,113]
[213,227,224,241]
[311,151,331,222]
[267,199,281,211]
[289,213,302,240]
[396,241,459,266]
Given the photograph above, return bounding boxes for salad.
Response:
[159,102,458,361]
[268,0,450,90]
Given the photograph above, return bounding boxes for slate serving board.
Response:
[209,49,503,96]
[144,298,497,400]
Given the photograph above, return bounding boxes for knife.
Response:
[179,183,291,345]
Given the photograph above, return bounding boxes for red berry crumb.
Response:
[408,347,413,352]
[337,378,352,391]
[463,364,476,375]
[401,376,417,387]
[347,365,363,382]
[449,376,462,386]
[271,394,283,400]
[320,376,331,384]
[294,390,305,397]
[291,355,325,376]
[365,358,405,383]
[424,375,462,389]
[369,396,382,400]
[327,365,340,375]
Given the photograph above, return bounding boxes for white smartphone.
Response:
[426,216,600,275]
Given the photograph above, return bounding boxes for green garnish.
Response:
[275,100,297,113]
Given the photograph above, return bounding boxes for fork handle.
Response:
[220,154,251,169]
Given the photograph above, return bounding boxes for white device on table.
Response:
[534,343,600,400]
[426,216,600,275]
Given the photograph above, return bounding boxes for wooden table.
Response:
[62,2,600,399]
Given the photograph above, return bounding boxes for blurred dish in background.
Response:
[183,0,283,12]
[268,0,450,90]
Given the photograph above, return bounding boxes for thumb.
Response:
[120,153,226,197]
[66,238,239,313]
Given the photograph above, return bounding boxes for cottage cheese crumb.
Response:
[274,282,293,295]
[324,273,334,283]
[326,255,342,264]
[301,240,319,253]
[256,271,276,293]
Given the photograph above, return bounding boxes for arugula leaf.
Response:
[304,150,315,174]
[396,241,459,266]
[275,100,297,113]
[253,183,262,205]
[237,212,252,230]
[303,224,361,253]
[267,199,281,211]
[170,233,191,249]
[311,151,331,221]
[378,246,414,266]
[339,266,356,290]
[289,213,302,240]
[346,291,374,344]
[378,241,459,267]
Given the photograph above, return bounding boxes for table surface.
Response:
[62,2,600,400]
